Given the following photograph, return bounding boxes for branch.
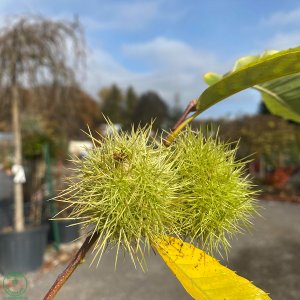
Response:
[171,99,197,132]
[43,233,99,300]
[164,99,199,146]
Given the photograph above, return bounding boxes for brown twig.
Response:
[171,99,197,132]
[164,99,198,147]
[43,233,99,300]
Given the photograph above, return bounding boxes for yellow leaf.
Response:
[154,236,271,300]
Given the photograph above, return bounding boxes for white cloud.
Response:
[82,2,159,31]
[84,48,135,94]
[81,0,184,32]
[258,7,300,51]
[0,0,183,33]
[262,7,300,27]
[123,37,218,71]
[264,31,300,50]
[84,36,253,118]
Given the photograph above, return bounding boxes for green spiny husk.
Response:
[55,125,257,268]
[55,125,184,268]
[171,127,257,255]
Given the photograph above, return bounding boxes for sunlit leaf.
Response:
[254,74,300,122]
[203,72,222,86]
[155,236,271,300]
[199,47,300,114]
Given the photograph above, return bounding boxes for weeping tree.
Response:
[0,16,85,232]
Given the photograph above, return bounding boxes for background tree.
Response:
[99,84,123,124]
[0,85,100,140]
[195,115,300,180]
[167,93,183,129]
[0,16,85,231]
[31,85,100,139]
[258,101,271,115]
[133,91,168,130]
[123,86,138,128]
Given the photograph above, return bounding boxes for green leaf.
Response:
[155,236,271,300]
[198,47,300,113]
[203,72,222,86]
[254,74,300,122]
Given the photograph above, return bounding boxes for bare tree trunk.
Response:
[12,85,25,232]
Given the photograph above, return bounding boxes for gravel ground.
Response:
[4,200,300,300]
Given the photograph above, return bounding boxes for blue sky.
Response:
[1,0,300,118]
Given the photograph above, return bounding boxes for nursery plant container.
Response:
[0,172,13,229]
[49,219,80,243]
[0,200,12,228]
[0,225,48,273]
[0,200,40,229]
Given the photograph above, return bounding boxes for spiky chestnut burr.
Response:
[171,127,257,254]
[55,126,184,268]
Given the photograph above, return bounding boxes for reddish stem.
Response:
[171,99,197,132]
[43,233,99,300]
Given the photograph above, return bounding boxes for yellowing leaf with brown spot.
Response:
[155,236,271,300]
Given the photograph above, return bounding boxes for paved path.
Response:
[25,200,299,300]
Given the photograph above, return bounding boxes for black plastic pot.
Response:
[0,200,43,230]
[49,219,80,243]
[58,220,80,243]
[0,225,48,274]
[0,200,12,228]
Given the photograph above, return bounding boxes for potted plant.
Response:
[0,15,85,273]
